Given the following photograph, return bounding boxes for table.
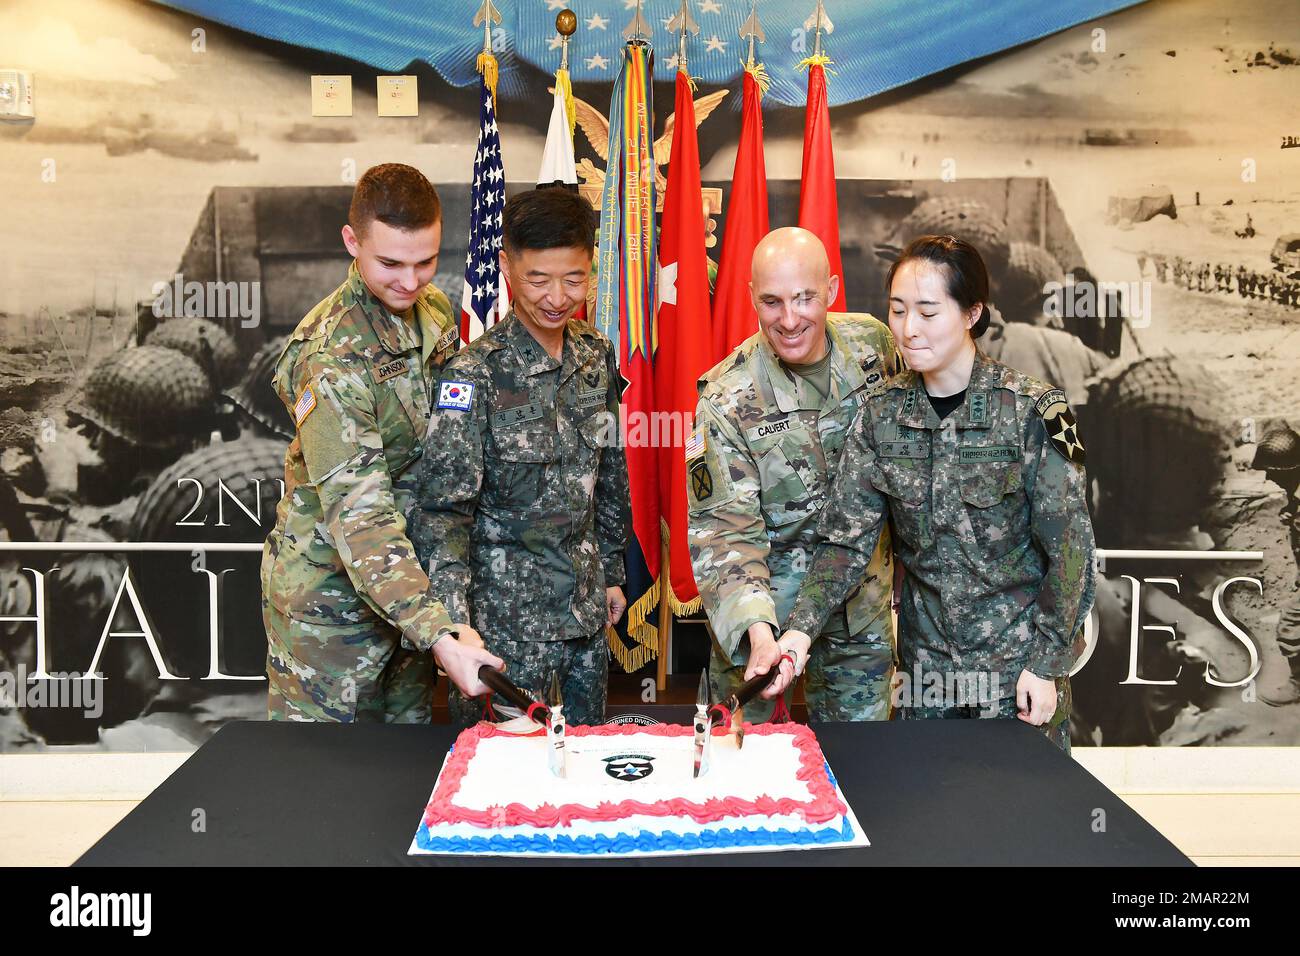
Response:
[76,714,1190,866]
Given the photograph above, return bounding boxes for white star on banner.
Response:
[547,0,567,9]
[586,12,609,30]
[705,35,726,53]
[699,0,723,12]
[586,52,609,69]
[659,260,679,306]
[547,33,564,50]
[623,0,640,8]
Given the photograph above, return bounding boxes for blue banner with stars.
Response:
[155,0,1143,107]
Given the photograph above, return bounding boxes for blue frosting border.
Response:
[412,756,856,856]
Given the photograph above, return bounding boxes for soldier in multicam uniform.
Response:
[409,189,631,729]
[777,236,1097,752]
[687,228,897,722]
[261,164,502,722]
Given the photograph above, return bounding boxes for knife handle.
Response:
[477,665,536,714]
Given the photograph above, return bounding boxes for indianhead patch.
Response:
[437,381,475,411]
[689,457,714,502]
[293,384,317,426]
[1037,391,1085,464]
[604,754,655,781]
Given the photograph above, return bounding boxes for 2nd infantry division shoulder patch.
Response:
[1036,390,1085,465]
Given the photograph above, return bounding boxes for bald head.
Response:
[751,227,832,287]
[749,227,839,365]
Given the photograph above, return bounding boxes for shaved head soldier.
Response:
[687,227,897,723]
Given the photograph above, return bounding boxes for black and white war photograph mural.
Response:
[1,0,1297,751]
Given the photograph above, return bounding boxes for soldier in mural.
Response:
[261,163,503,723]
[687,227,897,723]
[1254,420,1300,706]
[409,188,631,728]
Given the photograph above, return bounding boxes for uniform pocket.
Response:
[868,461,930,548]
[758,443,811,527]
[958,464,1027,558]
[486,424,554,509]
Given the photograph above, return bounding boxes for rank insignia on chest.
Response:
[689,457,714,502]
[373,357,409,384]
[293,384,317,426]
[1036,390,1086,464]
[436,328,459,353]
[437,381,475,411]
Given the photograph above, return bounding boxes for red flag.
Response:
[711,67,769,363]
[655,71,714,613]
[797,62,846,311]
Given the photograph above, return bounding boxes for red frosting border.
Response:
[421,722,847,830]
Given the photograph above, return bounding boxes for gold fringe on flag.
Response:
[477,50,500,108]
[554,67,575,136]
[742,59,771,97]
[606,576,662,673]
[660,517,704,616]
[795,52,836,75]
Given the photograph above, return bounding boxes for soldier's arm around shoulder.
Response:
[409,355,490,629]
[687,386,776,658]
[594,335,630,586]
[293,347,454,650]
[1022,383,1097,678]
[785,401,890,639]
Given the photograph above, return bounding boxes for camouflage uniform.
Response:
[687,315,897,722]
[261,262,461,722]
[408,311,631,728]
[786,350,1097,751]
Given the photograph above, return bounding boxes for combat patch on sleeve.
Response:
[1036,390,1086,465]
[437,381,475,411]
[293,384,317,426]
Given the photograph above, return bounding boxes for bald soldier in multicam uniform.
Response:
[688,228,897,722]
[409,189,631,729]
[261,164,502,722]
[780,236,1096,751]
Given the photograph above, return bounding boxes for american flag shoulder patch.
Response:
[438,381,475,411]
[293,384,317,426]
[685,427,706,460]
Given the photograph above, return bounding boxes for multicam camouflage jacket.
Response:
[786,349,1097,682]
[260,261,461,649]
[408,311,631,645]
[687,314,897,658]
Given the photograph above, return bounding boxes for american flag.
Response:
[460,77,509,345]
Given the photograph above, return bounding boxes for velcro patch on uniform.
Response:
[968,391,989,425]
[879,441,928,458]
[746,418,795,442]
[492,401,543,427]
[293,384,317,426]
[436,328,459,352]
[689,457,714,502]
[373,357,409,384]
[684,428,706,460]
[437,381,475,411]
[959,445,1019,463]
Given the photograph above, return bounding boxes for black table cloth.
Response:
[76,713,1190,866]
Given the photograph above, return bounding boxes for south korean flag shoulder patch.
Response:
[1035,388,1085,465]
[437,380,475,411]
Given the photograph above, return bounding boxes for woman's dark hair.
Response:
[503,188,598,256]
[885,234,992,338]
